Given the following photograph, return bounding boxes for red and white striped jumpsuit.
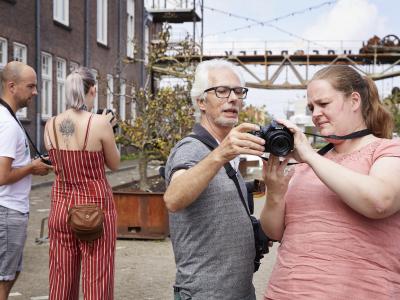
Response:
[48,115,117,300]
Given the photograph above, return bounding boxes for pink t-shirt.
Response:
[265,139,400,300]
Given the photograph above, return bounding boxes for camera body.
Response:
[251,120,294,156]
[41,157,52,166]
[96,108,118,133]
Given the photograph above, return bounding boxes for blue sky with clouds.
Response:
[162,0,400,119]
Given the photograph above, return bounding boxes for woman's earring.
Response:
[79,104,88,111]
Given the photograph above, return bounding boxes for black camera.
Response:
[41,157,52,166]
[35,153,52,166]
[251,120,294,157]
[96,108,118,133]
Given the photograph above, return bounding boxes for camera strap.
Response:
[0,97,46,160]
[310,128,372,156]
[189,124,251,217]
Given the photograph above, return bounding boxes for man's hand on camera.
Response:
[31,157,52,176]
[215,123,265,163]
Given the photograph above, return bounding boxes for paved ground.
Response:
[10,161,278,300]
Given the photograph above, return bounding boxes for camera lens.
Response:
[266,130,293,156]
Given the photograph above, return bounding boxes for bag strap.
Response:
[188,131,251,217]
[52,117,71,210]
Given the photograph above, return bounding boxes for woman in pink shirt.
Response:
[260,65,400,300]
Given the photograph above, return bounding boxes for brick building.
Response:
[0,0,150,150]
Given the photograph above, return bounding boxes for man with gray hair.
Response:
[0,61,51,299]
[164,59,266,299]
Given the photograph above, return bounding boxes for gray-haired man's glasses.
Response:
[204,86,248,100]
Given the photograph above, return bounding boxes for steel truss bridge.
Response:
[192,53,400,89]
[154,52,400,90]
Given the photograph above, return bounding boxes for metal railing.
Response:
[145,0,195,9]
[200,40,366,56]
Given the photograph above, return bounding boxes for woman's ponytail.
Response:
[362,76,394,138]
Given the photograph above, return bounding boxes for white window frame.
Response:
[14,43,28,118]
[13,42,27,63]
[69,61,79,73]
[56,57,67,113]
[119,79,126,121]
[0,37,7,69]
[97,0,108,45]
[53,0,69,26]
[127,0,135,58]
[91,69,99,113]
[41,52,53,119]
[106,74,113,109]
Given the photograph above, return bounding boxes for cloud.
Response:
[303,0,387,41]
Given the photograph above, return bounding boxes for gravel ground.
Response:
[10,164,278,300]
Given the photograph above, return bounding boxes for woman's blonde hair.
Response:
[311,65,394,138]
[65,67,96,110]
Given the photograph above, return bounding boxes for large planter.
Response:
[113,181,169,240]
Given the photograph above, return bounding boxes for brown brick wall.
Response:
[0,0,146,150]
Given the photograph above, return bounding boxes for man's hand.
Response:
[31,157,52,176]
[213,123,265,163]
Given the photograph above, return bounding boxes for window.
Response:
[106,74,113,109]
[97,0,108,45]
[91,69,99,113]
[126,0,135,58]
[41,52,53,119]
[53,0,69,26]
[14,43,28,118]
[119,79,126,121]
[13,42,27,63]
[56,58,66,113]
[0,37,7,69]
[69,61,79,73]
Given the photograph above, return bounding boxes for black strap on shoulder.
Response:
[0,97,44,159]
[313,129,372,156]
[188,124,251,216]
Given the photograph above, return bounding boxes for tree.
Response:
[383,87,400,135]
[239,104,272,125]
[116,25,196,191]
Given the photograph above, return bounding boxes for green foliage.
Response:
[116,24,196,165]
[120,153,139,161]
[383,87,400,135]
[239,104,272,125]
[116,86,194,162]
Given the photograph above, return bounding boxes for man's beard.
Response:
[214,115,238,127]
[18,96,30,109]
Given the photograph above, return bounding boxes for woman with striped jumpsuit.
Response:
[44,67,120,300]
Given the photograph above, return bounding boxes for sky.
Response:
[158,0,400,119]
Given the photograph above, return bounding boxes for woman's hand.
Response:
[262,155,294,202]
[102,109,118,133]
[276,119,317,163]
[260,155,294,240]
